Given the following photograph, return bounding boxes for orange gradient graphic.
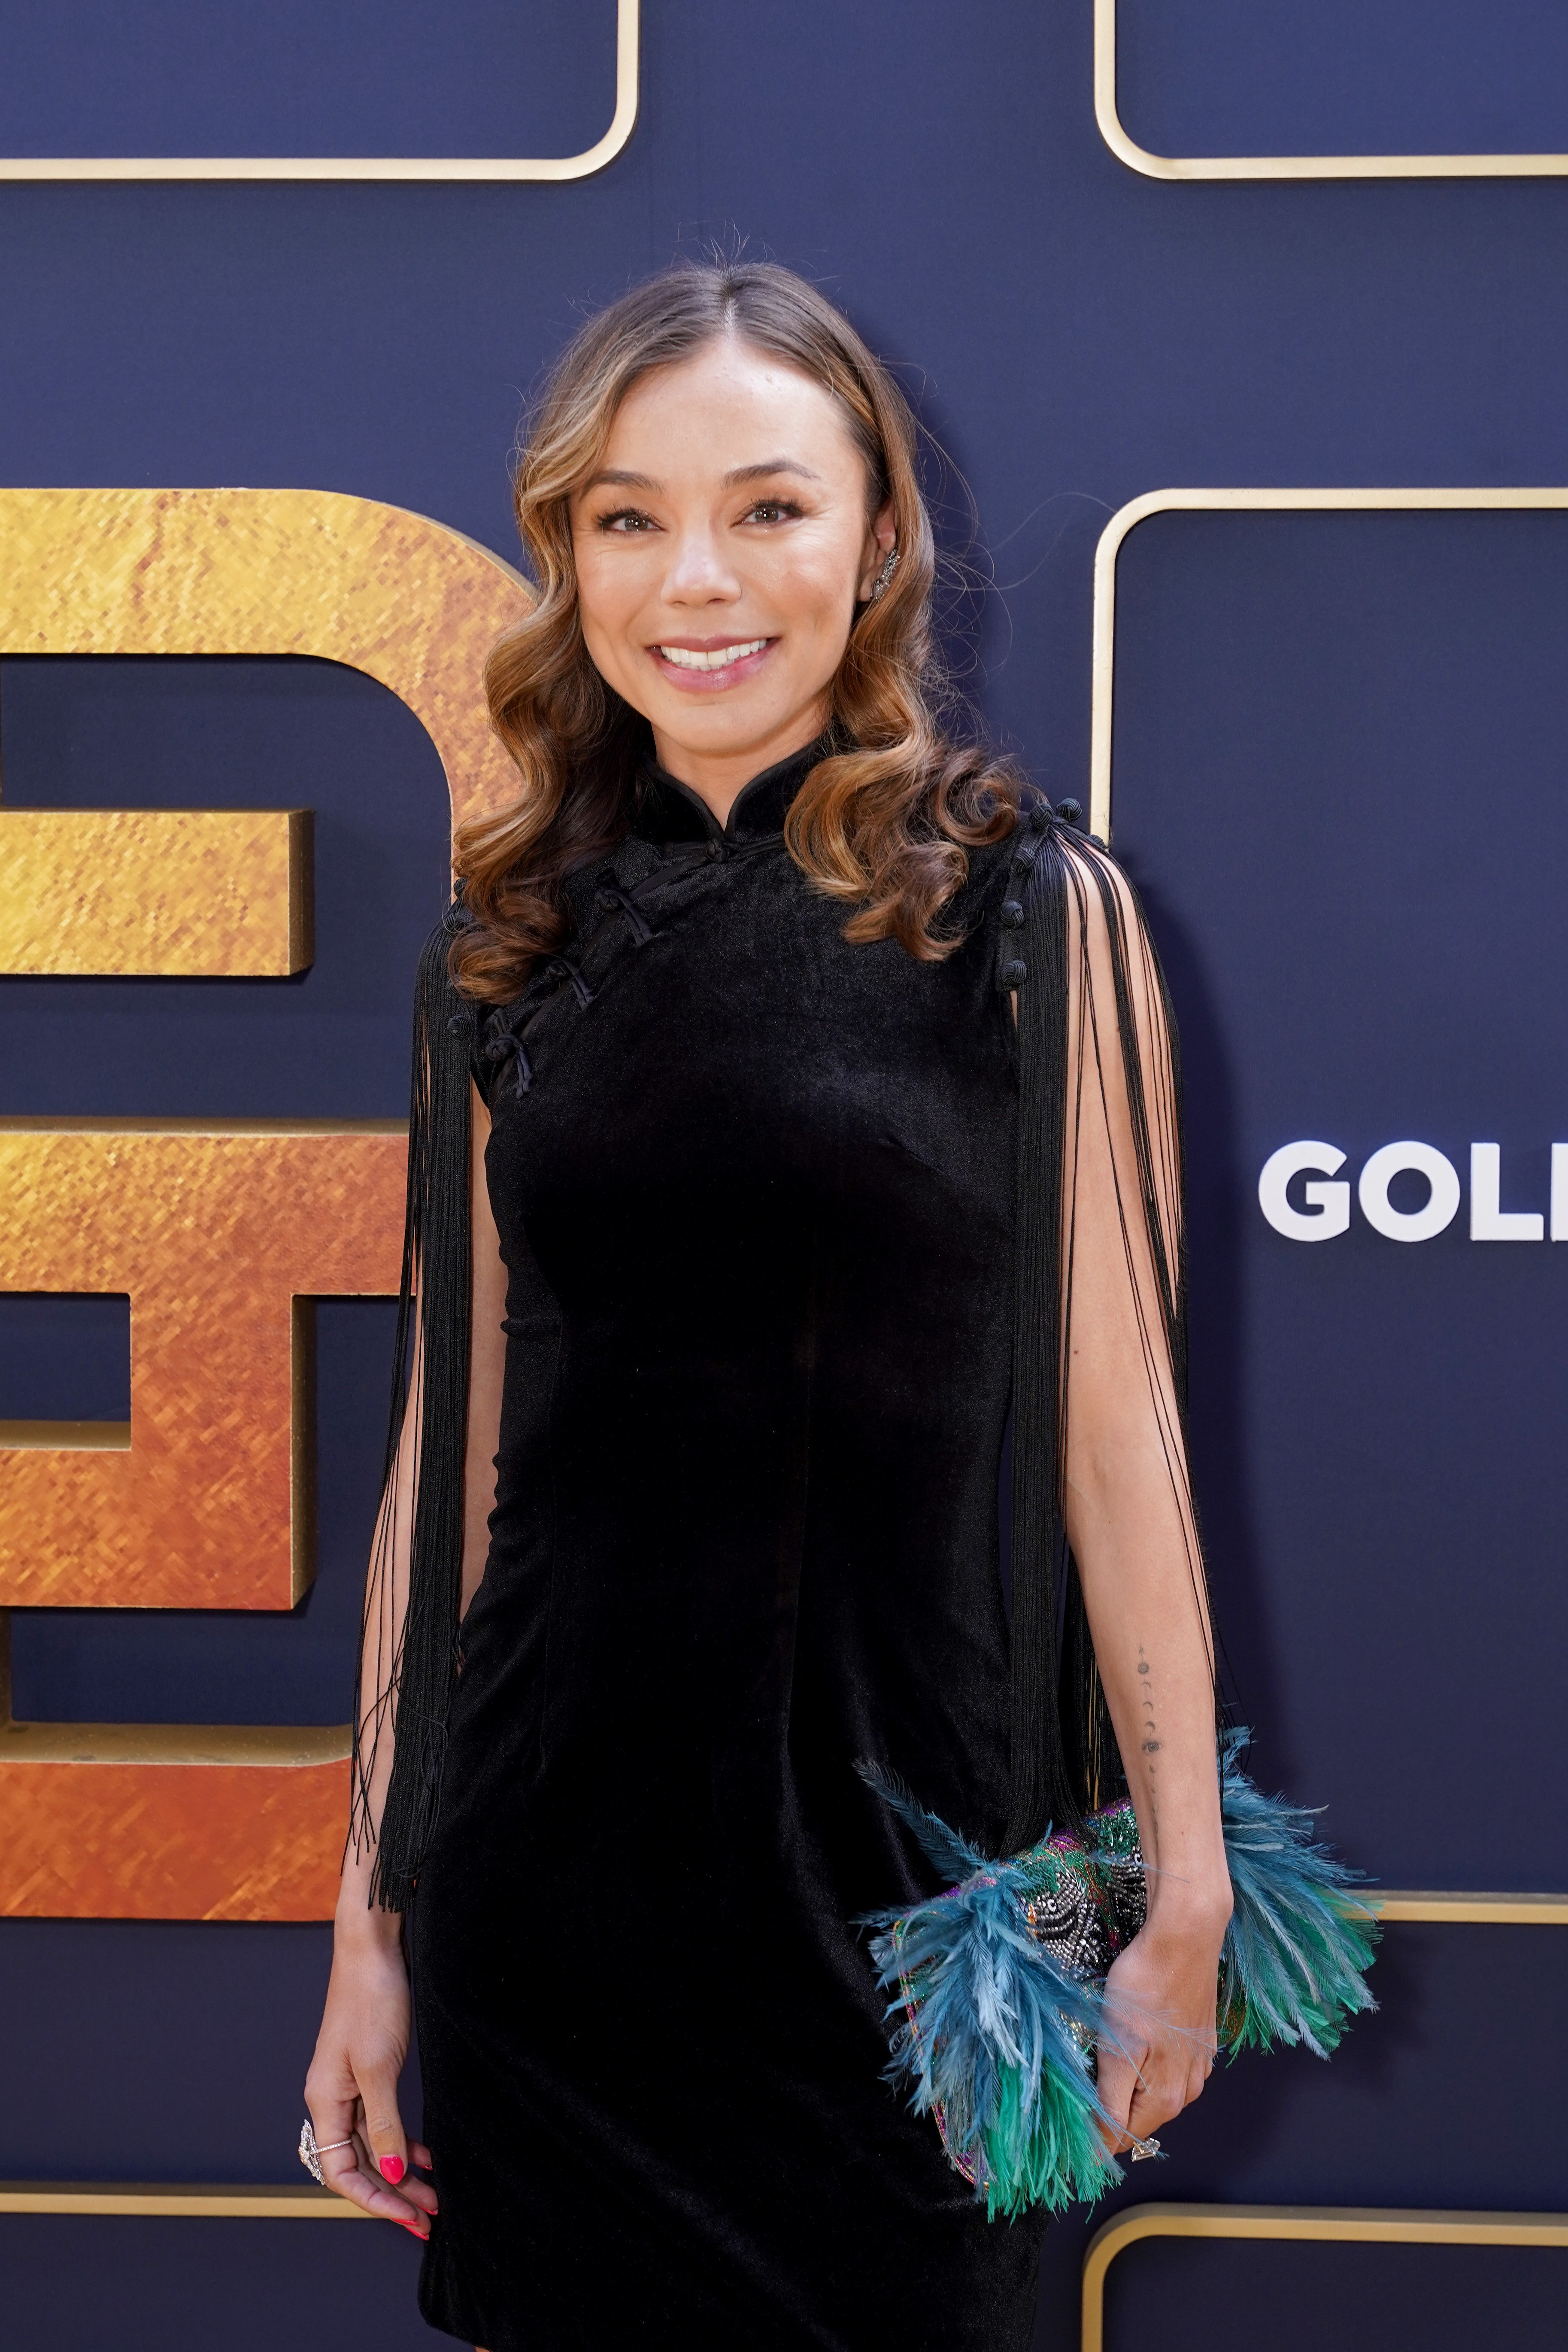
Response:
[0,1121,406,1919]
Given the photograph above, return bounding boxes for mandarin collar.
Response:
[631,734,834,848]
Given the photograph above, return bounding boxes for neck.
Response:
[650,703,831,826]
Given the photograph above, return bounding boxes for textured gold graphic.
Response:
[0,1720,352,1922]
[0,807,312,976]
[0,1121,405,1610]
[0,486,526,1917]
[0,1121,404,1918]
[0,485,530,976]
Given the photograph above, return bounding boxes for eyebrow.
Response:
[580,466,661,494]
[722,459,823,487]
[579,457,824,496]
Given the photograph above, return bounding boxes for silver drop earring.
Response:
[868,544,898,603]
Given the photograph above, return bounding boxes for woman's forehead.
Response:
[599,340,863,481]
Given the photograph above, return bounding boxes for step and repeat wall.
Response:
[0,4,1564,2346]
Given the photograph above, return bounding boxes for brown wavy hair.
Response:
[453,261,1020,1004]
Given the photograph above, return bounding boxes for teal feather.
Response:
[1216,1731,1380,2058]
[855,1758,989,1886]
[857,1762,1135,2212]
[858,1735,1379,2217]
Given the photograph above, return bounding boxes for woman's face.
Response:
[570,335,895,817]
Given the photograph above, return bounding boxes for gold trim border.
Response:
[1095,0,1568,181]
[1,2188,1562,2281]
[1082,2203,1568,2352]
[0,2185,366,2218]
[0,0,638,182]
[1090,486,1568,839]
[1374,1891,1568,1925]
[1085,489,1568,1912]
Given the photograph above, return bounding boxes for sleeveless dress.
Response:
[356,733,1198,2346]
[410,743,1050,2348]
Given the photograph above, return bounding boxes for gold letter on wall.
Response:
[0,488,531,1919]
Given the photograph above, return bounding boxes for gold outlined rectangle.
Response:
[1088,486,1568,1933]
[1082,2203,1568,2352]
[0,0,637,183]
[1091,487,1568,838]
[1096,0,1568,180]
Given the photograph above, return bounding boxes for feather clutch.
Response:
[858,1736,1380,2218]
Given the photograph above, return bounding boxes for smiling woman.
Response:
[452,264,1018,1003]
[575,352,888,761]
[303,262,1245,2352]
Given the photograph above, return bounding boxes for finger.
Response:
[394,2137,440,2218]
[355,2062,411,2189]
[1093,2040,1145,2156]
[303,2090,433,2236]
[1124,2014,1219,2130]
[1125,2092,1174,2146]
[391,2145,439,2221]
[1123,2047,1193,2143]
[302,2088,362,2199]
[1127,2049,1195,2130]
[318,2140,433,2239]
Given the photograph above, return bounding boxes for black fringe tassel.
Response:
[360,904,474,1911]
[1005,825,1079,1853]
[1005,817,1202,1852]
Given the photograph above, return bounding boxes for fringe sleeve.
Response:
[1004,807,1213,1853]
[349,901,476,1912]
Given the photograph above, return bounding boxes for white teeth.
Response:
[656,638,768,671]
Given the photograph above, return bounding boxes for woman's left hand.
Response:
[1095,1894,1231,2157]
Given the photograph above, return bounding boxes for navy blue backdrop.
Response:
[1117,0,1568,157]
[1,3,1565,2346]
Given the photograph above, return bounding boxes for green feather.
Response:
[977,2062,1123,2219]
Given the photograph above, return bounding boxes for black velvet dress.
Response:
[409,744,1051,2349]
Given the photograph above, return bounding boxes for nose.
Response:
[662,522,740,607]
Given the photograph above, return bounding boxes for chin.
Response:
[655,694,787,749]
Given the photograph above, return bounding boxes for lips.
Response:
[647,636,776,690]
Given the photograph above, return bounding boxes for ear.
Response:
[857,503,898,603]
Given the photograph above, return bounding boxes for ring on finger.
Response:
[298,2118,358,2183]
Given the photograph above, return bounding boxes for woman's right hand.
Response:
[303,1902,438,2240]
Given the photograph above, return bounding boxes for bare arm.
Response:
[1052,845,1231,2151]
[304,1083,508,2233]
[461,1093,510,1617]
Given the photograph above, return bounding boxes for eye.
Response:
[743,498,805,527]
[594,506,659,534]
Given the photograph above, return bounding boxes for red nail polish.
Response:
[380,2155,406,2185]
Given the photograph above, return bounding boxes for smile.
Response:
[654,638,771,671]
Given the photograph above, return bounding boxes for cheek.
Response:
[769,541,862,648]
[780,548,865,663]
[573,552,640,663]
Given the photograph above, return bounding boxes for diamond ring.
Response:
[1127,2133,1162,2162]
[299,2118,357,2183]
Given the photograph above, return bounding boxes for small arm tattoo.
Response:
[1137,1643,1161,1842]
